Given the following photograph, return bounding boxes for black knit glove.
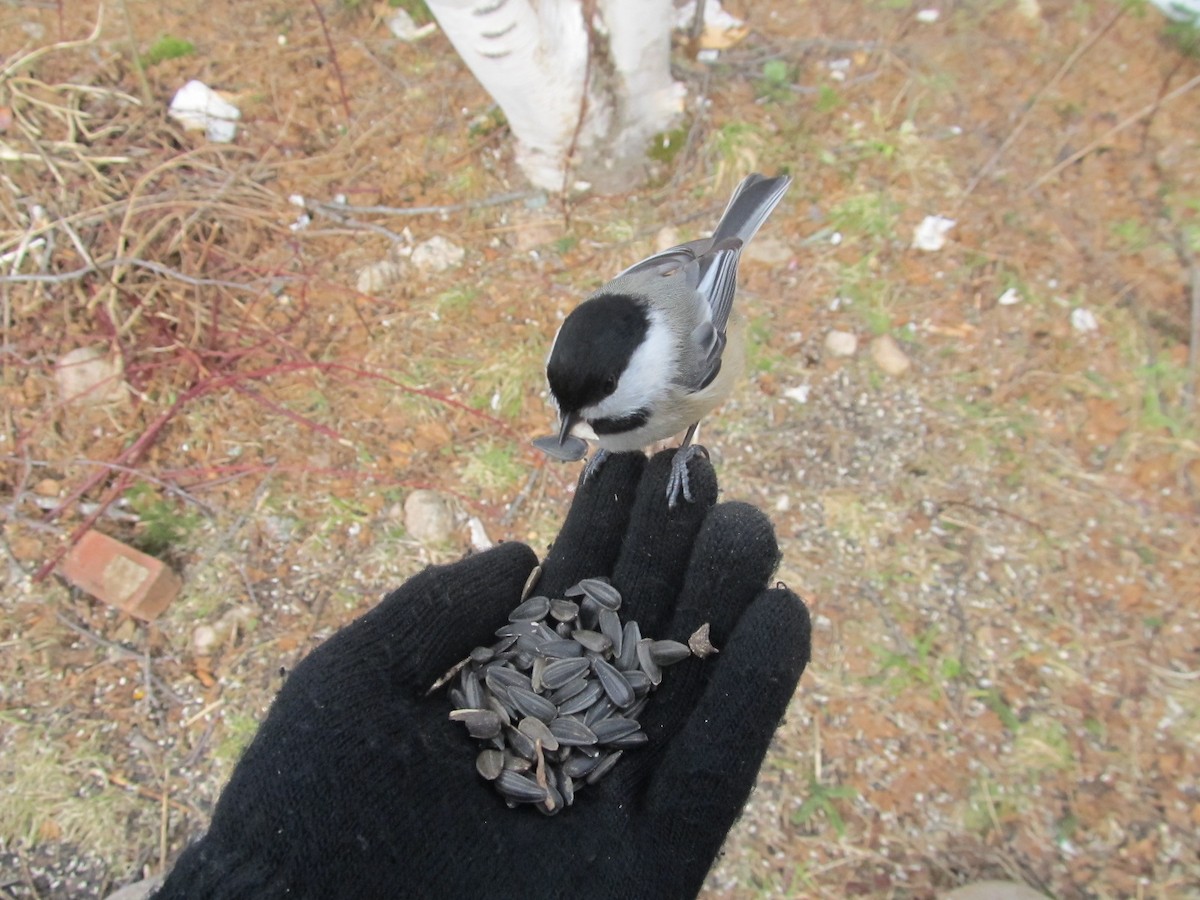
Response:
[156,450,811,899]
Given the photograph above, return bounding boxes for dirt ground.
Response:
[1,0,1198,897]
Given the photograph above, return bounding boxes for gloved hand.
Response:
[156,450,811,899]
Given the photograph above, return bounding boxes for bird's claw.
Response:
[666,445,701,508]
[581,448,610,484]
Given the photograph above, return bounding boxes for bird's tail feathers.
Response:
[711,173,792,246]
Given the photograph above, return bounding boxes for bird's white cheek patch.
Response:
[588,308,676,421]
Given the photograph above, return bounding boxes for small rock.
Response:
[743,236,793,265]
[111,619,139,644]
[34,478,61,496]
[1016,0,1042,19]
[825,330,858,357]
[912,214,955,251]
[940,881,1049,900]
[260,515,299,543]
[55,346,127,407]
[404,489,457,544]
[102,874,164,900]
[356,259,406,295]
[412,236,465,274]
[509,211,561,252]
[871,335,911,375]
[191,625,219,656]
[916,8,940,22]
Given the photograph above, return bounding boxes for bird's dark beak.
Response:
[557,411,579,445]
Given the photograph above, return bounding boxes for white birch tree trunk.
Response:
[426,0,684,193]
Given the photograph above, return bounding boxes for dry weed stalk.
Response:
[0,10,310,579]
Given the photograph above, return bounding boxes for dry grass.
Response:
[1,0,1198,897]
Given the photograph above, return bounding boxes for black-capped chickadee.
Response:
[533,173,792,506]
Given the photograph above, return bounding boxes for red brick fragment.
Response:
[58,531,181,621]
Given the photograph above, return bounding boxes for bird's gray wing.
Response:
[694,236,744,336]
[610,240,707,284]
[688,317,727,390]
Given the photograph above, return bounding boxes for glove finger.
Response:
[591,502,782,801]
[321,542,539,696]
[665,500,781,652]
[605,448,719,636]
[637,587,810,880]
[539,451,647,597]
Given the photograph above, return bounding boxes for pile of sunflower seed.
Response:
[447,576,696,814]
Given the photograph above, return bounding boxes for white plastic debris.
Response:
[783,384,811,404]
[467,517,493,552]
[1071,308,1099,333]
[912,215,956,251]
[998,287,1021,306]
[387,8,438,41]
[675,0,745,32]
[916,8,940,22]
[168,80,240,143]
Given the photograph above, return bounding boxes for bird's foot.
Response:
[581,448,611,484]
[666,445,706,508]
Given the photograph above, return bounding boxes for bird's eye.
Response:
[603,375,618,395]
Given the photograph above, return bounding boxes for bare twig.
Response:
[308,0,353,121]
[92,768,201,817]
[115,0,153,107]
[0,3,104,80]
[54,612,185,706]
[690,0,708,41]
[561,0,599,221]
[0,455,218,516]
[499,465,543,526]
[305,201,409,242]
[1159,219,1200,413]
[959,5,1125,205]
[1186,248,1199,414]
[931,499,1051,541]
[306,191,538,218]
[1027,72,1200,193]
[0,255,275,290]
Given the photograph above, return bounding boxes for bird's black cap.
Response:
[547,293,649,415]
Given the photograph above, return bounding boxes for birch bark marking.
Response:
[427,0,683,192]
